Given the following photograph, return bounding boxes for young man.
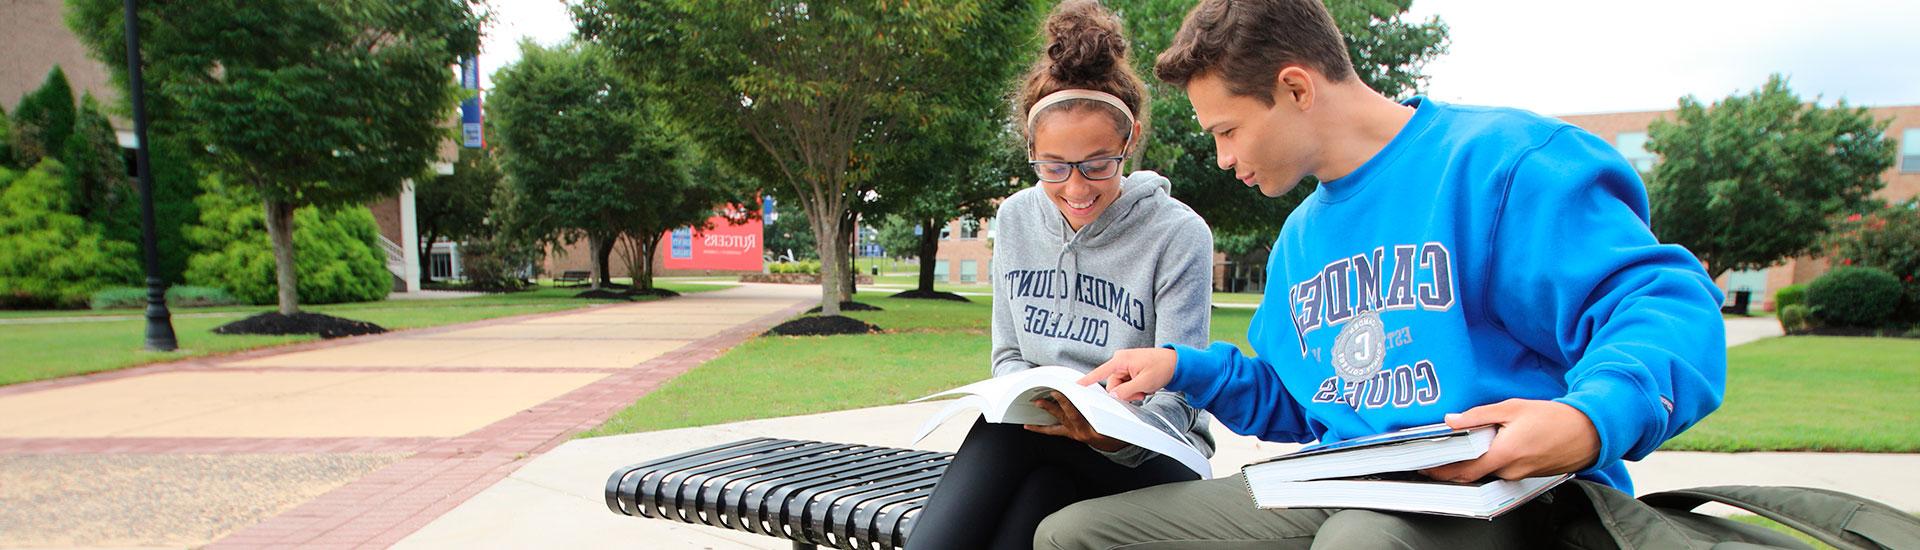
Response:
[1035,0,1728,548]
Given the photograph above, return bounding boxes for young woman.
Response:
[904,2,1217,549]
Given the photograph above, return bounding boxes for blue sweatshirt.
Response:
[1167,98,1727,492]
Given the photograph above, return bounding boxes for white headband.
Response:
[1026,89,1135,130]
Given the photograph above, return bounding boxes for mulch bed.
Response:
[212,312,387,339]
[888,289,970,302]
[764,315,878,336]
[804,301,884,314]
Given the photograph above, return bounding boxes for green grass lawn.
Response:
[584,290,1261,436]
[1661,336,1920,452]
[0,281,735,386]
[1213,291,1265,305]
[587,291,1916,455]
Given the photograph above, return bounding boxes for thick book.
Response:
[909,366,1213,479]
[1246,471,1572,519]
[1243,423,1496,484]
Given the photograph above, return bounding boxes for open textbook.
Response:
[910,366,1213,479]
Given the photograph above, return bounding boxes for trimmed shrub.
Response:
[1826,202,1920,322]
[1805,267,1903,328]
[1778,304,1812,334]
[183,176,390,305]
[89,285,242,309]
[9,67,76,166]
[1772,284,1807,312]
[769,260,821,275]
[0,161,140,308]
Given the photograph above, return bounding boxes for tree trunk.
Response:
[263,199,300,316]
[417,233,437,285]
[596,235,618,288]
[638,237,658,292]
[587,234,604,291]
[917,218,941,292]
[813,214,847,316]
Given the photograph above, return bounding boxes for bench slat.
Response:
[607,438,953,549]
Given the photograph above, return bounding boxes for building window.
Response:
[934,260,949,280]
[1615,131,1655,173]
[959,216,981,240]
[960,260,978,284]
[1903,128,1920,173]
[431,252,454,279]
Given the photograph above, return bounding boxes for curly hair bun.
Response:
[1044,0,1129,87]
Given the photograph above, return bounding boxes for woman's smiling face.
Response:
[1030,108,1132,230]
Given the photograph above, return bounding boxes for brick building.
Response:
[1558,104,1920,310]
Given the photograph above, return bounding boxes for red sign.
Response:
[659,212,764,272]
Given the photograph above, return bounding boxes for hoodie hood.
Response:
[1040,170,1175,249]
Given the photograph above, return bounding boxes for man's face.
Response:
[1186,73,1314,198]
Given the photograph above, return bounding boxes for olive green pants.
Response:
[1032,474,1544,550]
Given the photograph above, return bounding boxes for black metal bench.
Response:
[555,270,591,285]
[606,437,953,550]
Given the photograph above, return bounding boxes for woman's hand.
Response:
[1025,391,1130,452]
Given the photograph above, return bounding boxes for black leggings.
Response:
[904,418,1200,550]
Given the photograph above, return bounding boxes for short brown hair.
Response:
[1015,0,1149,144]
[1154,0,1355,106]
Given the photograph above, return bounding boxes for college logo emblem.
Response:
[1331,310,1386,383]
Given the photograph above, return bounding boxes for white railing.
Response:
[377,235,407,277]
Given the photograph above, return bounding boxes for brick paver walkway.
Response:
[0,283,815,549]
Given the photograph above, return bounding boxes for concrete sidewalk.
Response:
[0,283,817,549]
[398,315,1912,550]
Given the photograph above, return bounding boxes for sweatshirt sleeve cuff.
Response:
[1164,343,1225,405]
[1554,367,1665,475]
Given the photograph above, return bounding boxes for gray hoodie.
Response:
[990,170,1217,466]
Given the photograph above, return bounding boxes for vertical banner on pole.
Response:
[460,56,483,148]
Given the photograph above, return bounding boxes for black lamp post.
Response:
[123,0,176,351]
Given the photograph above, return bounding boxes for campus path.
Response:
[399,315,1919,550]
[0,283,817,549]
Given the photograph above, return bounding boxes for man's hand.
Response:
[1420,398,1601,483]
[1025,391,1128,452]
[1078,347,1179,402]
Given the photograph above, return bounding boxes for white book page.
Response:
[911,366,1213,479]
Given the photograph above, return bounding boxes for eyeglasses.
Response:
[1029,132,1133,184]
[1029,156,1125,183]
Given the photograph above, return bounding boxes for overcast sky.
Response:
[476,0,1920,116]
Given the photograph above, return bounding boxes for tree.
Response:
[872,217,920,261]
[577,0,995,317]
[1114,0,1447,240]
[65,0,481,317]
[858,0,1040,296]
[63,12,206,285]
[764,198,818,262]
[62,94,136,239]
[0,104,14,170]
[1646,75,1895,280]
[491,40,739,292]
[416,146,501,284]
[9,67,77,167]
[0,161,140,308]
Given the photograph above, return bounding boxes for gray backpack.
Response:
[1551,481,1920,549]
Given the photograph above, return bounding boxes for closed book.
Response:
[1244,423,1495,485]
[1246,471,1571,520]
